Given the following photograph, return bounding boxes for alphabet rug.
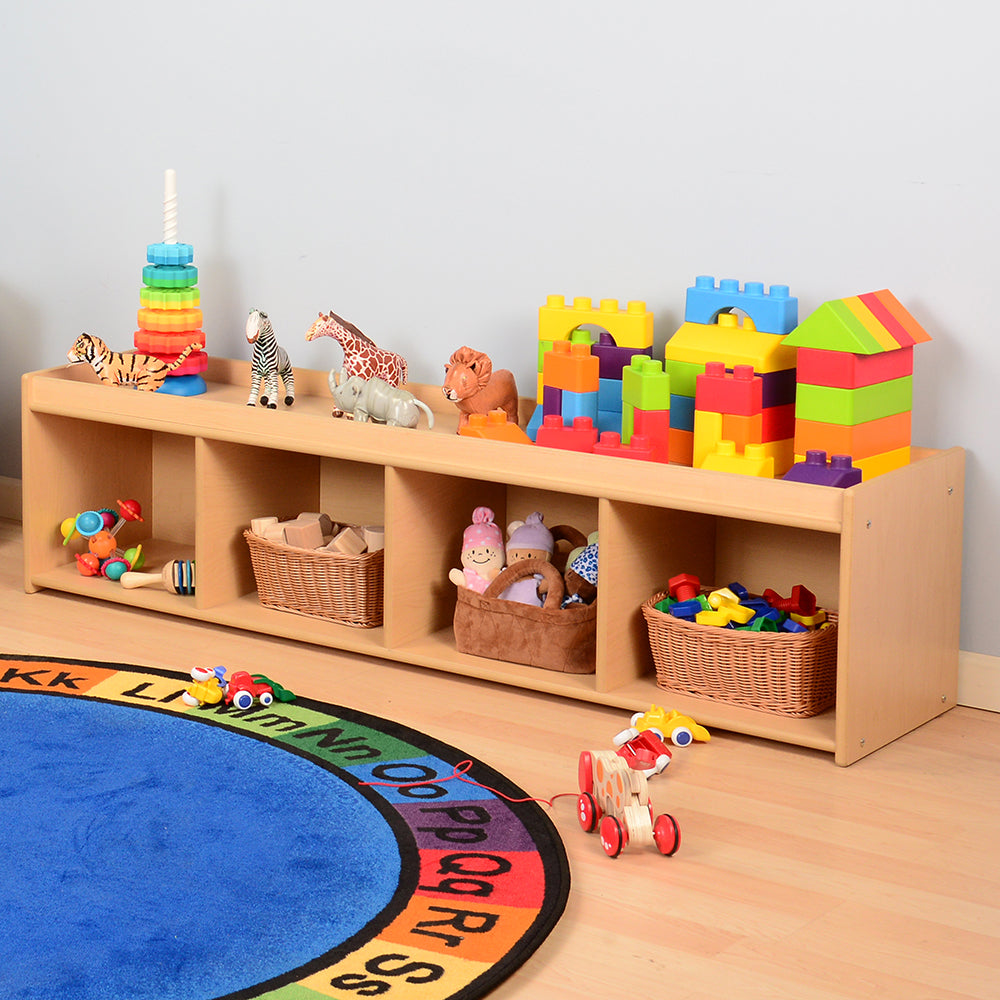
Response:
[0,655,569,1000]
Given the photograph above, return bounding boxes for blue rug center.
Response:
[0,694,402,1000]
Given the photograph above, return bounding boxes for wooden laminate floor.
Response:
[2,518,997,999]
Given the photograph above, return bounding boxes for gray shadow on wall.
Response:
[0,285,44,481]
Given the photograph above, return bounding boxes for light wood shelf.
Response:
[22,357,965,764]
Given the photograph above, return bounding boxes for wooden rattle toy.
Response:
[119,559,195,595]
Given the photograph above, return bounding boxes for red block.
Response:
[796,346,913,389]
[535,414,599,453]
[632,408,670,463]
[761,402,796,442]
[593,431,655,461]
[695,362,763,416]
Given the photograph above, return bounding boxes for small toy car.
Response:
[618,704,711,748]
[577,749,680,859]
[181,665,228,707]
[224,671,275,710]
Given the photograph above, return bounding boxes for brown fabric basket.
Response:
[244,529,383,628]
[453,559,596,673]
[641,591,838,717]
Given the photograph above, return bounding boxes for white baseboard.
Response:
[0,476,20,522]
[1,474,996,712]
[958,651,1000,713]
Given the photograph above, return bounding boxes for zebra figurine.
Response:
[245,308,295,408]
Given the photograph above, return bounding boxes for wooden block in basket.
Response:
[244,529,383,628]
[641,591,838,718]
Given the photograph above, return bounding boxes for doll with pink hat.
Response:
[448,506,505,593]
[499,511,554,606]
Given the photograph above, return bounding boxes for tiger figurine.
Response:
[66,333,199,392]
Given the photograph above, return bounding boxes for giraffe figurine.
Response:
[305,310,408,387]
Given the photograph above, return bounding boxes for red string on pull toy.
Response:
[359,759,577,809]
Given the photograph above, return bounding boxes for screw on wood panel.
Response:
[948,487,954,495]
[859,737,866,747]
[866,520,872,529]
[942,694,947,703]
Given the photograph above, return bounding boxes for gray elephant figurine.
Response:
[331,374,435,429]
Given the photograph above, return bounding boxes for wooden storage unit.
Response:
[21,358,965,764]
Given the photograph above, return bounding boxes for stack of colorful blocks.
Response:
[665,277,799,473]
[782,289,930,479]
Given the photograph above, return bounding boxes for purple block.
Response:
[592,331,652,380]
[783,450,862,488]
[542,384,562,417]
[758,367,797,408]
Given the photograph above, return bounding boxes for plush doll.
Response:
[448,506,505,593]
[562,532,598,607]
[499,511,554,606]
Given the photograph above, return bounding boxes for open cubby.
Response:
[22,357,965,764]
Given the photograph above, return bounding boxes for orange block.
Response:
[794,411,911,461]
[721,412,763,451]
[459,410,533,444]
[669,427,694,466]
[542,341,599,393]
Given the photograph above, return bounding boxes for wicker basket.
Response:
[641,591,838,717]
[244,529,383,628]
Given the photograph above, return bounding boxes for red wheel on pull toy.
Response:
[577,792,600,833]
[652,813,681,856]
[599,815,627,858]
[578,751,594,794]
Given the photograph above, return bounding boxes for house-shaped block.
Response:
[782,289,931,479]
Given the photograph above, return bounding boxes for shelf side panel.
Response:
[836,448,965,764]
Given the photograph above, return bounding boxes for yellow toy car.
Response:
[618,705,711,748]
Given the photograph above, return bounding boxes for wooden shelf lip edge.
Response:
[23,366,848,532]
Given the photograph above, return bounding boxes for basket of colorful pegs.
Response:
[641,574,837,718]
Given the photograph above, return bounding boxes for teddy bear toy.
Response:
[448,506,505,594]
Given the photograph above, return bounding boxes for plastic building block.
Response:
[754,438,795,477]
[596,409,622,433]
[598,378,623,413]
[669,393,695,432]
[542,383,563,417]
[666,314,799,373]
[631,408,670,462]
[758,367,798,408]
[560,388,599,423]
[783,450,862,487]
[700,441,775,478]
[794,377,913,426]
[668,573,700,602]
[622,356,671,411]
[459,410,534,444]
[761,402,796,442]
[695,362,763,416]
[783,290,931,356]
[790,608,828,627]
[793,411,911,460]
[854,445,910,479]
[664,358,704,398]
[692,409,723,468]
[592,331,652,380]
[593,431,655,461]
[669,428,694,466]
[796,345,914,389]
[535,414,599,453]
[543,340,600,393]
[539,295,654,350]
[684,276,798,336]
[721,412,763,451]
[781,618,809,633]
[763,585,817,616]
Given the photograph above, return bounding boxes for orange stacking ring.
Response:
[134,329,206,353]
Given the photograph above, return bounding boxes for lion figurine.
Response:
[442,347,519,431]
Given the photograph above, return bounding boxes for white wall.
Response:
[2,1,996,655]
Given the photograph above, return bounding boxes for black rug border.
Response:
[0,653,571,1000]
